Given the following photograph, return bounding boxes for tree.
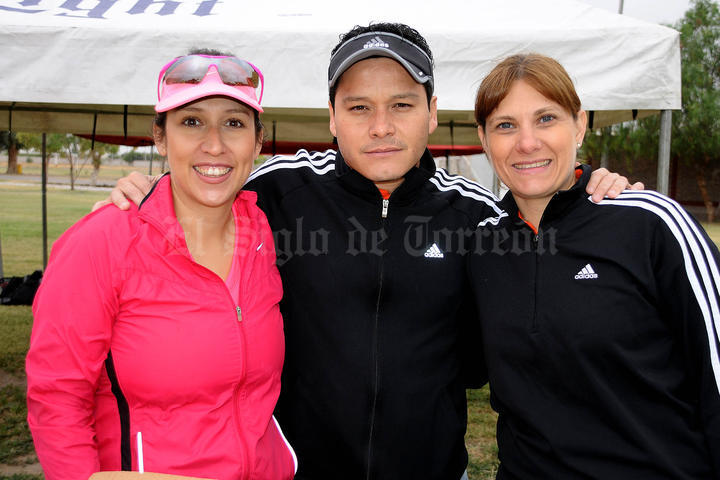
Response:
[581,117,659,177]
[77,138,118,186]
[672,0,720,222]
[0,131,25,174]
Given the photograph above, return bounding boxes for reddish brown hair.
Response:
[474,53,581,129]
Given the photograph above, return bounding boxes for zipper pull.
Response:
[381,199,389,218]
[236,306,242,322]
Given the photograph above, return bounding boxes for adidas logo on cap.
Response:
[574,264,598,280]
[363,36,389,49]
[424,243,444,259]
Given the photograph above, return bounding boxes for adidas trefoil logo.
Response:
[574,264,598,280]
[424,243,444,259]
[363,36,389,49]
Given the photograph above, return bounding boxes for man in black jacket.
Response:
[102,22,634,479]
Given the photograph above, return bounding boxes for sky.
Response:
[576,0,697,25]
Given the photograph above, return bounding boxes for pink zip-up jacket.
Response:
[27,175,297,480]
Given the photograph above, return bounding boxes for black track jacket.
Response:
[470,166,720,479]
[246,148,502,480]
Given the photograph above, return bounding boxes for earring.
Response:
[577,142,582,148]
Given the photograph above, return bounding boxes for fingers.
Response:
[593,173,624,202]
[91,199,112,212]
[129,171,155,198]
[109,184,132,210]
[122,171,155,206]
[587,167,635,201]
[93,172,158,213]
[603,173,629,200]
[585,167,607,194]
[629,181,645,191]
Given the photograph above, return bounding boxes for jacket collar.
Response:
[334,147,436,204]
[137,173,258,252]
[498,164,592,227]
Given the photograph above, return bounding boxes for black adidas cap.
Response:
[328,31,434,93]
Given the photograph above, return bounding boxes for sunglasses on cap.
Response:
[155,54,265,113]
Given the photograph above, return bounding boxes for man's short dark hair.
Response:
[328,22,435,108]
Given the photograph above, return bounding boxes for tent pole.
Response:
[657,109,672,196]
[42,133,48,270]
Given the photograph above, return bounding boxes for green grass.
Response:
[0,184,105,477]
[466,387,499,478]
[0,306,33,377]
[704,222,720,245]
[0,385,36,465]
[0,185,109,276]
[0,307,38,478]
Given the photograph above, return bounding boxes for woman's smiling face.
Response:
[154,96,261,212]
[478,79,586,206]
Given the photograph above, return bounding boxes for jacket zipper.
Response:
[531,230,541,333]
[140,190,253,476]
[366,197,389,480]
[530,198,555,333]
[206,256,249,478]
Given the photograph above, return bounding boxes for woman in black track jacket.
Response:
[470,53,720,479]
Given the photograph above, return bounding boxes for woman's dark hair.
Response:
[328,22,434,107]
[153,48,264,144]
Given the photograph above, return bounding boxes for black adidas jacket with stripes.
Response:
[245,148,503,480]
[469,165,720,479]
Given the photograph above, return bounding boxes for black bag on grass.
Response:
[0,270,43,305]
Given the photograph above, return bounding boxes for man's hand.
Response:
[586,168,644,202]
[92,172,157,212]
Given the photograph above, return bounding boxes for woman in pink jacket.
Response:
[26,50,297,480]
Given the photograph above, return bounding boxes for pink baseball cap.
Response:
[155,55,264,113]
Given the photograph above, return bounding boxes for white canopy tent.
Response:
[1,0,679,148]
[0,0,682,270]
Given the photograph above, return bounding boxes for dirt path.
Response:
[0,455,43,476]
[0,369,25,389]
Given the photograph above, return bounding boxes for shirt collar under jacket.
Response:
[335,147,437,204]
[498,164,592,229]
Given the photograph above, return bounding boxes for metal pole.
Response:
[657,110,672,196]
[42,133,48,269]
[618,0,624,14]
